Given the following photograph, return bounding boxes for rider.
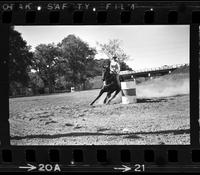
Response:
[110,55,121,87]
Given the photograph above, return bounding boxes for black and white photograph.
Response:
[9,25,190,145]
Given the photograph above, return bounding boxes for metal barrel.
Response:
[121,80,137,104]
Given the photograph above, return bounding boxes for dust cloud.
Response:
[137,74,189,98]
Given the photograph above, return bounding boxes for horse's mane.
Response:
[102,66,117,85]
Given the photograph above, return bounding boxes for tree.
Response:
[28,72,44,94]
[92,59,108,76]
[97,39,130,62]
[120,61,133,71]
[60,35,96,88]
[33,43,61,93]
[9,27,33,88]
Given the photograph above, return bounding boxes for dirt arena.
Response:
[9,73,190,145]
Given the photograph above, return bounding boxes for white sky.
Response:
[14,25,189,70]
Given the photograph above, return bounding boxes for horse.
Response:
[90,66,121,106]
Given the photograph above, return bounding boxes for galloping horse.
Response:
[90,66,121,106]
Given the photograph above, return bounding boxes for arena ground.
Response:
[9,73,190,145]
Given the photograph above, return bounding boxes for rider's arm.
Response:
[116,62,121,74]
[110,60,114,72]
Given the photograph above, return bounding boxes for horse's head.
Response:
[102,65,110,81]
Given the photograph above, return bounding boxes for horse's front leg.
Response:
[90,89,105,106]
[103,91,112,104]
[106,89,121,104]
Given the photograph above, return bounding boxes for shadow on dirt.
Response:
[124,128,190,139]
[11,132,141,140]
[11,129,189,140]
[45,120,57,125]
[97,128,111,132]
[65,123,74,126]
[137,98,168,103]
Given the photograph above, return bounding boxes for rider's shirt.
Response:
[110,60,120,74]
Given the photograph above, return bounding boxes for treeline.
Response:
[9,27,132,97]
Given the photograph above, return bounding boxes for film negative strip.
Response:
[0,0,200,173]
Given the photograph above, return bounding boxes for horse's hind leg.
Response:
[103,92,111,104]
[107,89,121,104]
[90,89,104,106]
